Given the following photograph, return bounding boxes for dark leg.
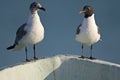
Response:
[89,45,95,59]
[79,44,85,58]
[25,47,29,61]
[33,44,38,60]
[90,45,93,58]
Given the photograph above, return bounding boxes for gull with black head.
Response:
[75,5,101,59]
[7,2,46,61]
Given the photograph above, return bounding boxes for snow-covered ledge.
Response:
[0,55,120,80]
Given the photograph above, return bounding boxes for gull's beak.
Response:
[39,7,46,11]
[80,10,86,14]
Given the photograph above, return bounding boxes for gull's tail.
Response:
[7,44,16,50]
[7,44,24,51]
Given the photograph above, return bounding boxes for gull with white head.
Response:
[7,2,46,61]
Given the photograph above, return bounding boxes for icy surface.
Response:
[0,55,120,80]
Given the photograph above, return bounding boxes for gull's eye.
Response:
[33,4,37,7]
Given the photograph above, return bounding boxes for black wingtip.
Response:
[76,24,81,34]
[7,44,16,50]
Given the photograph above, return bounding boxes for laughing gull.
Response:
[75,5,101,59]
[7,2,45,61]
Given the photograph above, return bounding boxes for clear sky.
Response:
[0,0,120,68]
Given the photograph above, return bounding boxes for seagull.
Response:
[7,2,46,61]
[75,5,101,59]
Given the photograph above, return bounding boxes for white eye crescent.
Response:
[88,7,91,10]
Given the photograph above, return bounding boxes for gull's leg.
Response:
[89,45,96,59]
[25,47,29,61]
[79,44,85,58]
[33,44,38,60]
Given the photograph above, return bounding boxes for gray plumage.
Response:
[97,26,100,34]
[75,5,101,59]
[15,23,27,45]
[76,24,81,35]
[7,2,45,61]
[7,23,27,49]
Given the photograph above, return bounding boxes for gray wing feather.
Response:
[15,23,27,44]
[97,26,100,34]
[97,26,102,41]
[76,24,81,34]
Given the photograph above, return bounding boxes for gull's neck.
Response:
[27,11,41,26]
[82,14,96,27]
[30,10,38,14]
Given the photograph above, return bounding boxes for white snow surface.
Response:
[0,54,120,80]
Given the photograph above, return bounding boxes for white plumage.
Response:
[75,5,101,59]
[76,14,100,46]
[7,2,45,61]
[17,12,44,49]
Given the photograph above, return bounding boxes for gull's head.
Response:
[80,5,94,18]
[30,2,45,13]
